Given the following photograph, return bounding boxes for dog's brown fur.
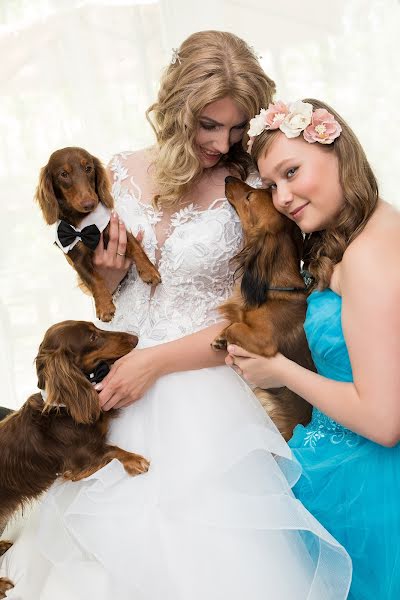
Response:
[0,320,149,597]
[212,177,313,440]
[35,147,161,322]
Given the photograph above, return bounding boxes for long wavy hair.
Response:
[146,30,276,209]
[251,99,379,289]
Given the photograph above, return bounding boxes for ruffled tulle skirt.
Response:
[290,416,400,600]
[1,365,351,599]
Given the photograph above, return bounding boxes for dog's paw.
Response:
[211,336,228,351]
[0,541,12,556]
[123,453,150,476]
[139,265,161,286]
[96,302,116,322]
[0,577,14,599]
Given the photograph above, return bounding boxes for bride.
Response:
[0,31,352,599]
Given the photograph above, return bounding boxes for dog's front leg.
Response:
[126,232,161,285]
[211,326,229,351]
[68,244,116,322]
[62,446,150,481]
[223,321,279,357]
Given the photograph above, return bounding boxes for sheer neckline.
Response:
[138,195,231,264]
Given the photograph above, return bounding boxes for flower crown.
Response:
[247,100,342,153]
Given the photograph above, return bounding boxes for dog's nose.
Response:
[225,176,238,185]
[82,200,96,211]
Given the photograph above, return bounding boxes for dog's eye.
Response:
[246,192,253,202]
[85,165,92,173]
[60,171,69,179]
[89,332,98,342]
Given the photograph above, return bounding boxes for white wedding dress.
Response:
[0,152,352,599]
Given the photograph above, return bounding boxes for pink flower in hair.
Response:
[264,101,290,129]
[303,108,342,144]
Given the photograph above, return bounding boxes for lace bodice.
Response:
[106,152,260,343]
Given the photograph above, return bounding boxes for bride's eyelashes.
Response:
[199,121,247,132]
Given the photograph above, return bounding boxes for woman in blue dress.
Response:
[227,98,400,599]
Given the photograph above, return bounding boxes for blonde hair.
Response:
[146,30,276,208]
[251,98,379,289]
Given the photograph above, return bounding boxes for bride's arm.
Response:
[96,322,228,410]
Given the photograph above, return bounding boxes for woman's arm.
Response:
[228,230,400,446]
[97,321,228,410]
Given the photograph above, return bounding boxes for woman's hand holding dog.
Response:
[96,346,163,410]
[93,210,141,293]
[226,345,286,389]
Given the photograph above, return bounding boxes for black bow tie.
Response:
[57,220,101,251]
[85,361,110,385]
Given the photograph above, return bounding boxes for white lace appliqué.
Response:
[105,153,243,343]
[302,409,361,450]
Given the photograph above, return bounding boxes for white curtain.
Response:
[1,0,399,408]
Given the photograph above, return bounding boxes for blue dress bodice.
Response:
[297,289,360,448]
[289,289,400,599]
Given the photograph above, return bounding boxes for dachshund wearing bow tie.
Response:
[0,320,150,598]
[35,147,161,321]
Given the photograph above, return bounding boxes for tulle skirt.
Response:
[290,418,400,599]
[1,365,351,599]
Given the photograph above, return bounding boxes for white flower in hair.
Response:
[248,108,268,138]
[280,100,313,138]
[247,100,341,154]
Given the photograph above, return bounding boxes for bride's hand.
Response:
[95,346,163,410]
[226,345,286,389]
[93,210,143,293]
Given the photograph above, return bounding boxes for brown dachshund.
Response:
[0,320,149,598]
[35,147,161,322]
[212,176,313,441]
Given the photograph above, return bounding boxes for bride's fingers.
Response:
[93,232,105,264]
[101,393,121,411]
[115,219,128,267]
[106,211,120,258]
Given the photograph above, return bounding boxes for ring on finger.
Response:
[116,251,125,257]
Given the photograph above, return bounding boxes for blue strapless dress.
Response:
[289,289,400,599]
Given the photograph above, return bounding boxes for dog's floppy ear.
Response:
[36,348,101,424]
[35,165,59,224]
[241,234,279,307]
[290,222,304,265]
[93,156,114,209]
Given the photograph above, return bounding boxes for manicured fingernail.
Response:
[111,210,117,218]
[227,345,235,353]
[94,383,103,391]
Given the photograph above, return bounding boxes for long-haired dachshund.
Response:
[212,176,314,441]
[0,320,149,598]
[35,147,161,322]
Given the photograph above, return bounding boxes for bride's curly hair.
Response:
[146,30,276,209]
[250,98,379,289]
